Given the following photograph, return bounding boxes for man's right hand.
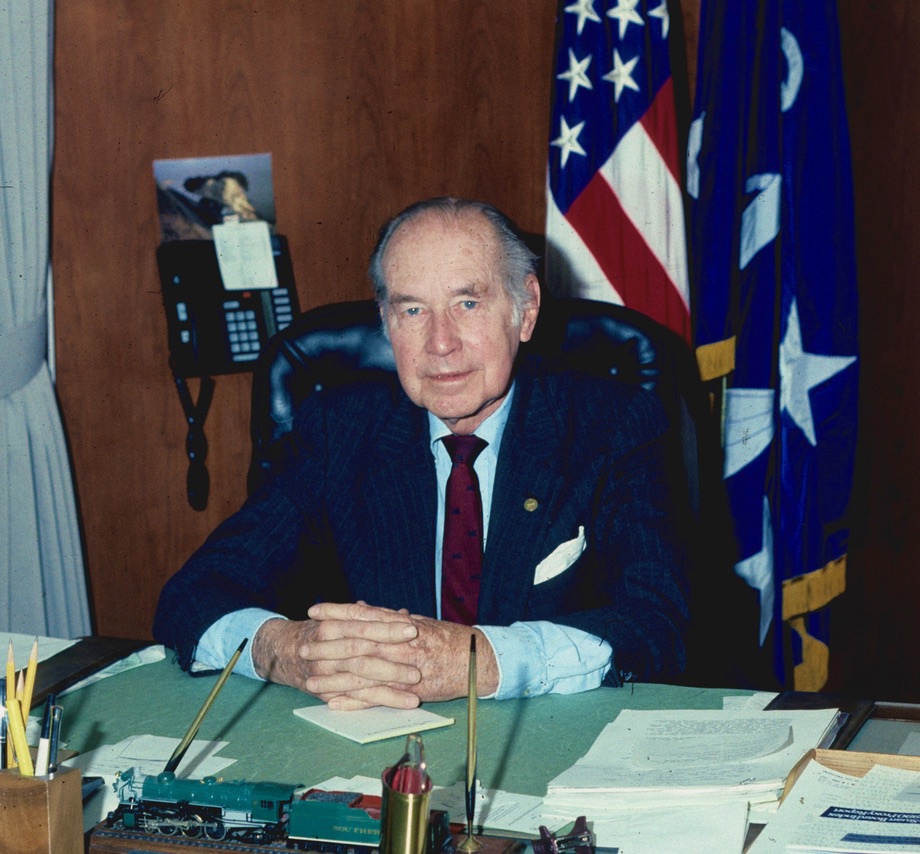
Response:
[251,609,423,709]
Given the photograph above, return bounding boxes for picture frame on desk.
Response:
[765,690,875,750]
[768,690,920,756]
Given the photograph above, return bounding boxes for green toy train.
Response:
[106,767,453,851]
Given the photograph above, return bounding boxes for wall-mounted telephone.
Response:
[156,234,300,377]
[156,234,300,511]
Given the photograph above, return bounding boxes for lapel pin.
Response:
[524,498,539,512]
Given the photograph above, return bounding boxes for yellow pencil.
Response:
[20,638,38,721]
[5,697,33,776]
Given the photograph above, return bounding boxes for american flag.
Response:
[545,0,690,342]
[688,0,859,690]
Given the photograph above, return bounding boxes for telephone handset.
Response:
[155,234,300,510]
[156,234,300,378]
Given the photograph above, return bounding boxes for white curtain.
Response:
[0,1,91,637]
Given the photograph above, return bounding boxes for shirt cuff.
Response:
[475,621,612,701]
[193,608,286,680]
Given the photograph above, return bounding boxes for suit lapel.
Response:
[357,391,439,615]
[479,365,567,625]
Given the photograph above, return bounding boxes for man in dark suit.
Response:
[154,198,689,709]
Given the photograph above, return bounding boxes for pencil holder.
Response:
[380,772,432,854]
[0,765,83,854]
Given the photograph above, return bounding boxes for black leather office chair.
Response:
[249,296,706,493]
[247,296,763,687]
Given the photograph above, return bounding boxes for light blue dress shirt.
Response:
[196,384,612,698]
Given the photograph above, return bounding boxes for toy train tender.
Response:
[106,767,453,851]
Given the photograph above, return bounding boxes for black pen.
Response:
[48,705,63,773]
[0,676,5,770]
[0,706,7,771]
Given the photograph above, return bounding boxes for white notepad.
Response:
[293,704,454,744]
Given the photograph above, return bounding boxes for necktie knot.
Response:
[442,434,487,467]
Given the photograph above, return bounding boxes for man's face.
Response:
[382,212,540,435]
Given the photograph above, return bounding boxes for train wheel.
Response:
[159,823,178,836]
[183,817,203,838]
[204,820,226,840]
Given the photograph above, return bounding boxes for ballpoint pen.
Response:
[35,694,55,776]
[4,645,14,768]
[0,676,5,770]
[0,706,7,771]
[164,638,247,774]
[458,634,481,852]
[48,705,63,773]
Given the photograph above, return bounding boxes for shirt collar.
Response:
[428,382,515,452]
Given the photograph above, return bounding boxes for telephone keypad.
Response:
[223,303,261,362]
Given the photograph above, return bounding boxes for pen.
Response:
[48,705,63,773]
[4,645,14,768]
[34,694,54,776]
[0,676,5,770]
[5,641,13,703]
[164,638,247,774]
[0,701,7,771]
[4,652,15,770]
[458,634,481,852]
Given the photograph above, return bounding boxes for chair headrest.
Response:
[248,297,700,492]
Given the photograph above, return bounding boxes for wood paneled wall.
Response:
[53,1,919,700]
[830,1,920,701]
[53,1,557,640]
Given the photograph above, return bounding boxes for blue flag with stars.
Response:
[687,0,859,689]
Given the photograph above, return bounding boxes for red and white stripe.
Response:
[546,79,691,341]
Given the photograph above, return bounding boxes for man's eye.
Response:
[404,306,422,317]
[461,300,478,310]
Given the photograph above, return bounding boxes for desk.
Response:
[58,655,754,795]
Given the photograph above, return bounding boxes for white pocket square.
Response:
[533,526,586,585]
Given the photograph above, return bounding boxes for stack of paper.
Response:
[748,760,920,853]
[545,709,839,810]
[541,708,839,853]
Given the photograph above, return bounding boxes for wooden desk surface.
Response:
[57,654,752,794]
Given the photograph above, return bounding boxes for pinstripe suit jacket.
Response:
[154,356,689,683]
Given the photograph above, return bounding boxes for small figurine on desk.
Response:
[532,818,596,854]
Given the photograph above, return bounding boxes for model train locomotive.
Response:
[106,766,453,851]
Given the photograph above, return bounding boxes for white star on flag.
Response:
[551,116,587,168]
[606,0,644,40]
[557,49,593,102]
[734,496,775,645]
[564,0,601,36]
[648,1,670,39]
[779,299,856,446]
[602,49,640,102]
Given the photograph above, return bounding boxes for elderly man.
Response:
[154,197,689,709]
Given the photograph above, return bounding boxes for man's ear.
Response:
[518,274,541,343]
[378,302,391,341]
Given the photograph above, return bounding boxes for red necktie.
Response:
[441,434,488,625]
